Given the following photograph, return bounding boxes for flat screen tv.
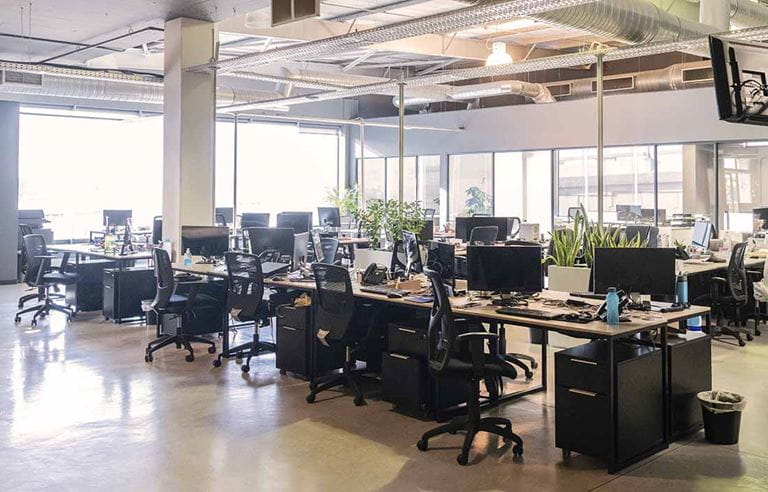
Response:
[710,35,768,126]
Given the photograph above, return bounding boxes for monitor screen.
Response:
[245,227,295,260]
[692,221,713,249]
[466,245,542,293]
[419,219,434,241]
[426,241,455,285]
[276,212,313,234]
[215,207,234,224]
[402,231,423,274]
[593,248,676,296]
[103,209,132,227]
[317,207,341,228]
[181,226,229,257]
[710,36,768,126]
[616,205,642,222]
[293,232,309,268]
[455,217,509,242]
[241,213,270,228]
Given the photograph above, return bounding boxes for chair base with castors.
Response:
[416,380,523,465]
[306,356,376,407]
[145,325,216,363]
[15,294,74,326]
[212,331,275,372]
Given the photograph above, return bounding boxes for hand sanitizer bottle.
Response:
[183,248,193,267]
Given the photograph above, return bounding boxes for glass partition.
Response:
[718,141,768,232]
[448,153,493,220]
[495,151,552,236]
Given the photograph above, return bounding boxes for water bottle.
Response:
[183,248,193,267]
[606,287,620,326]
[676,273,689,306]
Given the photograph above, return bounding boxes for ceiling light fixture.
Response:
[486,42,513,66]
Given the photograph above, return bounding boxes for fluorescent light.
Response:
[486,42,513,66]
[745,141,768,147]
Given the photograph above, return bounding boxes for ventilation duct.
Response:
[198,0,600,73]
[393,79,555,107]
[728,0,768,29]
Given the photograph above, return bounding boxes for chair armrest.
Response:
[711,277,727,284]
[34,254,57,259]
[457,332,499,341]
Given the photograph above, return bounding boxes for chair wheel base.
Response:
[14,316,20,324]
[747,333,754,342]
[306,394,316,404]
[279,369,287,375]
[353,395,366,406]
[241,365,250,373]
[513,444,523,457]
[208,346,217,354]
[416,439,428,452]
[457,454,469,466]
[212,359,222,368]
[145,355,152,363]
[185,354,194,362]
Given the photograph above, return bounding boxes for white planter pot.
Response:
[547,265,591,293]
[353,246,400,269]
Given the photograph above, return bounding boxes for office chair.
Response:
[469,226,498,245]
[416,268,523,465]
[215,213,228,228]
[306,263,382,406]
[710,242,752,347]
[318,238,340,264]
[625,225,659,247]
[212,252,271,371]
[424,208,436,220]
[17,224,38,306]
[145,248,218,363]
[14,234,78,326]
[567,207,581,222]
[152,216,163,244]
[508,217,521,239]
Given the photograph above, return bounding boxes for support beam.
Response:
[596,53,604,227]
[163,18,217,257]
[0,102,20,283]
[398,82,405,204]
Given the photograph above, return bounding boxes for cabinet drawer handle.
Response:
[390,353,410,360]
[570,358,598,366]
[397,328,417,334]
[281,326,297,331]
[568,388,598,397]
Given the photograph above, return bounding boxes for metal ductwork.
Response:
[728,0,768,29]
[393,79,555,107]
[197,0,600,73]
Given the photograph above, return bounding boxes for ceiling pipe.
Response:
[392,79,555,107]
[193,0,600,74]
[728,0,768,29]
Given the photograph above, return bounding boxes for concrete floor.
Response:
[2,283,767,492]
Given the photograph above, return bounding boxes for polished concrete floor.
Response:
[2,283,768,492]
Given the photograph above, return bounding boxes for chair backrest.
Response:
[508,217,521,238]
[22,234,48,286]
[312,263,356,341]
[390,240,407,274]
[311,230,325,263]
[19,223,33,249]
[319,238,339,264]
[215,213,228,227]
[469,226,498,245]
[567,207,581,222]
[727,242,749,302]
[151,248,176,310]
[224,252,264,321]
[424,208,436,220]
[424,267,457,375]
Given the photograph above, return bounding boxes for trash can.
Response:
[698,391,746,444]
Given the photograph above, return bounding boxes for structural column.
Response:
[0,102,20,284]
[163,17,217,256]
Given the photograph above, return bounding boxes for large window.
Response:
[418,155,441,222]
[602,146,655,223]
[448,153,493,220]
[555,148,598,222]
[494,151,552,236]
[358,155,441,220]
[19,110,163,240]
[385,157,417,202]
[658,144,715,225]
[718,142,768,232]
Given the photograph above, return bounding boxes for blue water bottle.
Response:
[676,273,689,306]
[606,287,620,326]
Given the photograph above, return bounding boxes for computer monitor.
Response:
[710,36,768,126]
[402,231,423,274]
[103,209,132,228]
[245,227,295,259]
[180,226,229,257]
[593,247,676,296]
[276,211,313,234]
[241,212,270,228]
[691,221,713,250]
[466,245,543,294]
[755,207,768,229]
[418,219,434,241]
[293,232,309,269]
[454,217,508,242]
[317,207,341,228]
[426,241,455,287]
[311,230,325,263]
[215,207,234,225]
[616,205,642,222]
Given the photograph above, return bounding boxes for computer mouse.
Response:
[387,292,404,299]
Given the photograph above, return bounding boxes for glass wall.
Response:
[418,155,441,221]
[657,144,716,225]
[19,111,163,240]
[718,141,768,232]
[555,148,598,222]
[385,157,417,202]
[494,151,552,236]
[448,153,493,220]
[602,145,655,223]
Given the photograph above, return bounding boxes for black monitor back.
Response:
[277,212,313,234]
[593,247,676,296]
[103,209,132,227]
[246,227,295,258]
[241,212,270,228]
[317,207,341,228]
[181,226,229,256]
[215,207,234,224]
[466,245,542,293]
[455,217,508,242]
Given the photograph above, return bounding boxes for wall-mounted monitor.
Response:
[710,35,768,126]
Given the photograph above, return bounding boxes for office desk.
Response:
[680,257,763,276]
[171,260,708,472]
[48,244,153,322]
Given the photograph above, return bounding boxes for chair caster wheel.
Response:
[457,454,469,466]
[562,449,571,460]
[241,365,250,373]
[279,369,287,375]
[145,355,152,363]
[306,394,316,403]
[185,354,194,362]
[237,351,243,359]
[31,320,37,327]
[71,312,77,319]
[513,445,523,457]
[353,395,366,406]
[747,333,754,342]
[176,344,182,350]
[14,316,20,324]
[416,439,428,452]
[208,346,217,354]
[525,371,534,379]
[739,339,747,347]
[212,359,222,368]
[756,329,762,336]
[309,381,318,391]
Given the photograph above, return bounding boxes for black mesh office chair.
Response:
[152,216,163,244]
[710,242,752,347]
[469,226,498,245]
[145,248,218,363]
[17,224,40,308]
[306,264,381,406]
[416,268,523,465]
[14,234,78,326]
[212,252,271,371]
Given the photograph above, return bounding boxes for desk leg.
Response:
[661,324,670,443]
[541,329,548,391]
[222,306,229,359]
[607,336,617,473]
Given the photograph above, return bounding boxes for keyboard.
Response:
[495,307,561,320]
[360,285,410,298]
[569,291,605,300]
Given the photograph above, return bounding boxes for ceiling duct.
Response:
[393,79,555,107]
[728,0,768,29]
[196,0,600,73]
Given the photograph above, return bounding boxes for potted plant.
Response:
[545,210,592,293]
[463,186,493,216]
[358,199,425,251]
[325,186,360,227]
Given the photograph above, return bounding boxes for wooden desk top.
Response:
[680,257,763,276]
[338,237,370,245]
[49,243,153,261]
[172,261,709,339]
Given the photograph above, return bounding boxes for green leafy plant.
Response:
[580,204,646,267]
[357,199,425,250]
[463,186,492,216]
[325,186,359,223]
[545,210,585,267]
[358,199,387,249]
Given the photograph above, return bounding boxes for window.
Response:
[215,121,235,211]
[449,153,493,220]
[359,157,385,203]
[718,142,767,232]
[494,151,552,236]
[385,156,417,202]
[234,122,342,225]
[18,110,163,240]
[418,155,441,222]
[658,144,715,225]
[602,145,655,223]
[555,148,597,223]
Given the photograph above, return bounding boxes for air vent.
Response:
[272,0,320,27]
[591,75,635,93]
[1,70,43,87]
[547,83,572,98]
[681,66,713,83]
